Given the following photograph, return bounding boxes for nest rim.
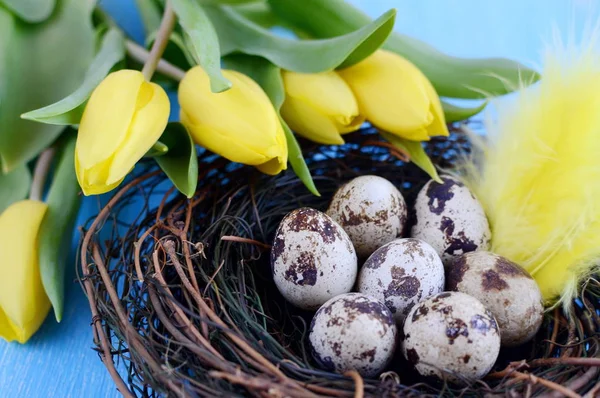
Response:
[79,127,600,398]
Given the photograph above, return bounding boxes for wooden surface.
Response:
[0,0,591,396]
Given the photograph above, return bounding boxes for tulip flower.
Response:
[280,70,364,145]
[338,50,449,141]
[179,66,288,175]
[0,200,50,343]
[75,70,170,195]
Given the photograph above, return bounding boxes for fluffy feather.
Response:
[464,41,600,309]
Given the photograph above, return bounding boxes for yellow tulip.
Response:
[0,200,50,343]
[75,70,170,195]
[280,70,364,145]
[179,66,287,175]
[338,50,449,141]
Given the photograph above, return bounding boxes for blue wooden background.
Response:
[0,0,594,396]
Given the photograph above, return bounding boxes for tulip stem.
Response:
[126,40,185,82]
[141,1,177,81]
[30,148,56,202]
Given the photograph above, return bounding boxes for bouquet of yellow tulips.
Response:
[0,0,538,344]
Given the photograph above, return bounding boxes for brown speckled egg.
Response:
[446,251,544,347]
[403,292,500,382]
[327,175,408,258]
[271,208,357,310]
[357,238,444,324]
[309,293,397,377]
[411,176,491,265]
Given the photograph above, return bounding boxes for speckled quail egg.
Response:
[327,175,408,258]
[271,208,357,310]
[309,293,397,377]
[446,251,544,347]
[403,292,500,382]
[357,238,444,324]
[411,176,491,265]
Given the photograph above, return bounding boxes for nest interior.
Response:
[80,127,600,398]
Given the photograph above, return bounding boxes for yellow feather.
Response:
[464,42,600,309]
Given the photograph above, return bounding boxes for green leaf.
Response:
[0,0,56,23]
[145,140,169,157]
[0,165,31,214]
[170,0,231,92]
[223,54,320,196]
[200,0,265,4]
[169,32,197,68]
[155,123,198,198]
[21,28,125,126]
[205,5,395,72]
[442,100,488,123]
[231,2,280,28]
[282,120,320,196]
[135,0,162,36]
[146,30,195,71]
[380,132,441,183]
[268,0,540,99]
[38,132,80,321]
[0,0,95,173]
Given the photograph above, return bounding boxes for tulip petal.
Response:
[107,81,170,184]
[423,78,450,137]
[256,157,285,175]
[181,111,272,166]
[336,113,366,134]
[282,70,360,123]
[0,312,19,342]
[0,200,51,343]
[257,122,288,175]
[179,67,281,154]
[281,96,345,145]
[75,151,123,196]
[76,70,144,169]
[338,50,432,135]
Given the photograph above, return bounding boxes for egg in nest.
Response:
[403,292,501,382]
[446,251,544,347]
[327,175,408,258]
[411,176,491,265]
[271,208,357,310]
[309,293,397,377]
[358,238,444,323]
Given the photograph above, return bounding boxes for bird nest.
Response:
[79,126,600,397]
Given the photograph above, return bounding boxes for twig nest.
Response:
[357,238,444,324]
[411,176,491,265]
[446,251,544,347]
[271,208,357,310]
[403,292,500,382]
[327,175,408,258]
[309,293,397,377]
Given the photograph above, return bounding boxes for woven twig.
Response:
[79,127,600,397]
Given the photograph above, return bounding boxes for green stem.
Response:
[141,0,177,80]
[126,40,186,81]
[29,148,56,202]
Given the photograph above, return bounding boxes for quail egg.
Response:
[403,292,500,382]
[271,208,357,310]
[411,176,491,265]
[358,238,444,324]
[309,293,397,377]
[327,175,408,258]
[446,251,544,347]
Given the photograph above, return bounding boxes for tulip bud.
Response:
[280,70,364,145]
[0,200,50,343]
[338,50,449,141]
[75,70,170,195]
[178,66,288,175]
